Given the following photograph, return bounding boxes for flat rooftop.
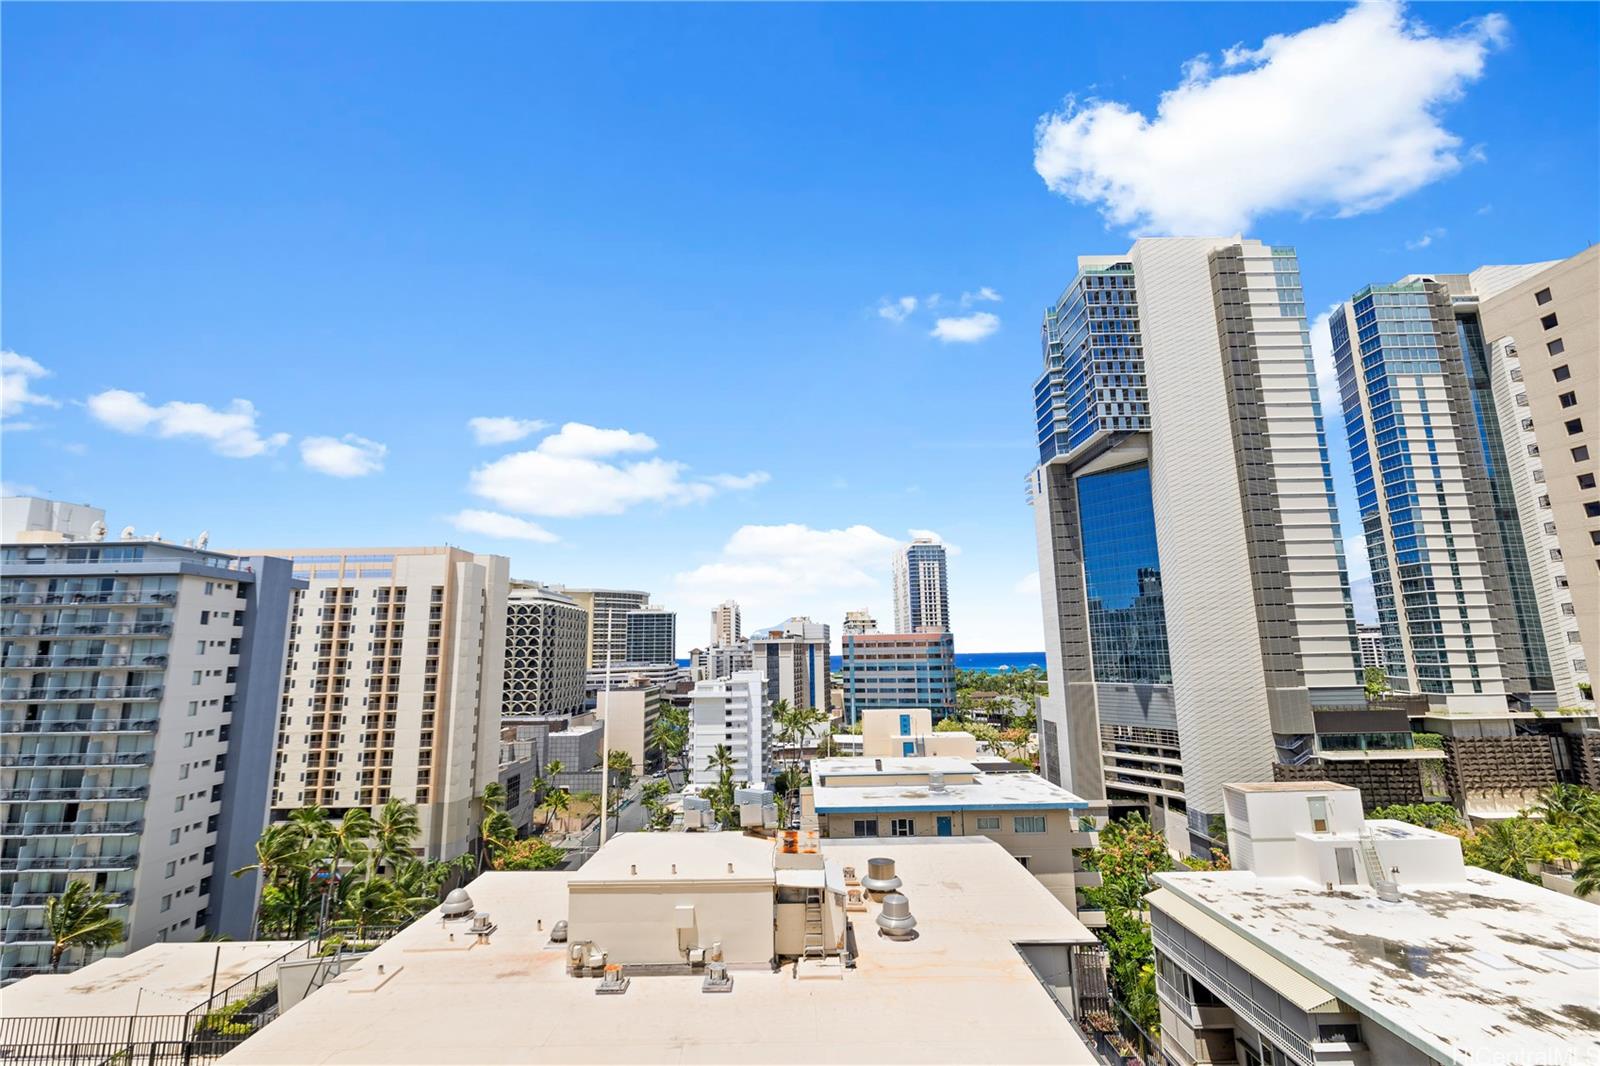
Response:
[1227,780,1357,793]
[1152,867,1600,1065]
[2,941,304,1018]
[221,837,1098,1065]
[570,831,775,885]
[813,760,1089,813]
[814,755,978,778]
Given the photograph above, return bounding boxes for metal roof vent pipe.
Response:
[876,893,918,940]
[862,857,902,896]
[440,888,475,921]
[1375,878,1402,903]
[874,758,883,771]
[929,770,946,793]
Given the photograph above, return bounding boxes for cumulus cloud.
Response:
[907,528,961,556]
[448,508,559,543]
[929,312,1000,343]
[878,296,919,323]
[300,434,386,477]
[86,389,290,458]
[1308,305,1343,408]
[469,422,765,518]
[2,351,61,421]
[960,287,1003,307]
[1405,226,1447,250]
[468,416,548,446]
[1014,571,1041,597]
[1033,2,1507,234]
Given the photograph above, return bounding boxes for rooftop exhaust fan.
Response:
[440,888,475,921]
[876,893,918,940]
[702,961,734,993]
[550,919,569,943]
[862,857,902,895]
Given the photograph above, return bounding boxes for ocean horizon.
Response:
[678,651,1047,674]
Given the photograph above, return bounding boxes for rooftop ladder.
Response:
[802,887,827,960]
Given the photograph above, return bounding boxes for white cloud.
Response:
[2,351,61,420]
[1014,571,1041,597]
[929,312,1001,343]
[448,508,559,543]
[468,422,764,518]
[1033,1,1507,234]
[86,389,290,458]
[1309,305,1343,407]
[1405,226,1447,250]
[467,416,548,446]
[960,287,1003,307]
[877,296,918,323]
[907,528,961,556]
[300,434,386,477]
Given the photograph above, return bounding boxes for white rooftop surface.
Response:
[2,941,304,1018]
[1153,868,1600,1066]
[813,761,1089,812]
[221,837,1099,1065]
[568,830,775,885]
[814,755,980,777]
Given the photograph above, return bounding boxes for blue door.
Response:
[936,816,953,837]
[902,741,915,757]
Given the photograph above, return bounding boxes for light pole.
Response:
[599,609,612,849]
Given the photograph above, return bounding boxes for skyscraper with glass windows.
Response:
[892,539,949,634]
[1030,238,1364,854]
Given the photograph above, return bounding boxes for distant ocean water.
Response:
[677,652,1046,674]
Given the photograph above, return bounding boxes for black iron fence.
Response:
[0,1013,253,1065]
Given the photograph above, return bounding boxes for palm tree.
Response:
[288,805,333,861]
[649,707,690,781]
[45,881,125,972]
[232,822,305,885]
[541,788,572,835]
[371,799,421,873]
[1470,819,1541,882]
[479,784,517,871]
[330,808,375,873]
[338,876,401,941]
[1573,834,1600,899]
[1532,783,1600,831]
[607,748,635,791]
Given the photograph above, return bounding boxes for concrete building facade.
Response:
[593,682,661,774]
[623,606,676,665]
[1,532,300,980]
[553,588,650,670]
[246,546,509,861]
[688,670,769,790]
[1029,238,1364,853]
[842,609,878,636]
[502,583,586,717]
[748,617,831,714]
[687,642,752,683]
[709,600,741,647]
[840,632,955,725]
[892,538,950,634]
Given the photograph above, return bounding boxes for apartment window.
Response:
[1568,418,1585,436]
[1581,473,1598,490]
[1549,338,1566,356]
[192,671,202,685]
[165,861,176,878]
[1541,313,1559,330]
[174,796,185,812]
[1535,287,1553,305]
[976,816,1001,831]
[161,894,172,912]
[1591,532,1600,547]
[898,713,911,736]
[199,610,210,624]
[1308,796,1330,832]
[196,641,206,656]
[1586,502,1600,518]
[1555,364,1572,382]
[1013,816,1046,834]
[1576,447,1592,463]
[183,732,194,748]
[890,818,915,837]
[1318,1023,1363,1045]
[1561,391,1580,408]
[852,819,878,837]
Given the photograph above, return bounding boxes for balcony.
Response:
[0,853,139,872]
[0,718,159,735]
[0,591,177,607]
[0,622,172,638]
[3,889,133,908]
[0,752,154,768]
[1,820,143,836]
[0,785,148,801]
[0,686,164,704]
[2,655,168,670]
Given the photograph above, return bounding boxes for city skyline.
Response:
[4,2,1598,656]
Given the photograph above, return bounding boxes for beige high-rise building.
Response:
[552,588,649,670]
[710,600,741,647]
[244,547,510,861]
[1476,246,1598,709]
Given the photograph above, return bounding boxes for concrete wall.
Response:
[567,881,774,967]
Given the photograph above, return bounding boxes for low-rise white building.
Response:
[689,670,769,789]
[859,705,978,758]
[1149,781,1600,1066]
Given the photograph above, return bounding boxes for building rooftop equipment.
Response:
[811,756,1091,814]
[218,837,1100,1065]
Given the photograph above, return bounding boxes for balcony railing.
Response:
[0,591,178,607]
[1,820,143,836]
[0,719,159,735]
[0,687,165,704]
[2,890,134,908]
[1,655,169,670]
[1,622,172,638]
[0,786,148,801]
[0,752,154,768]
[0,853,139,872]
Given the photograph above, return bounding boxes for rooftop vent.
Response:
[440,888,474,921]
[876,893,918,940]
[702,961,733,994]
[550,919,569,943]
[875,758,883,771]
[862,857,902,895]
[929,771,946,793]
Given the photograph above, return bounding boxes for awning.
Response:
[1147,888,1342,1014]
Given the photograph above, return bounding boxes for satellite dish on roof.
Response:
[119,526,136,541]
[89,521,107,542]
[196,530,210,550]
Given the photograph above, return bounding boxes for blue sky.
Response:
[4,2,1597,654]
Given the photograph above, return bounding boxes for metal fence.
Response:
[0,1013,252,1065]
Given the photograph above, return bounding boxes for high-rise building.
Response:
[892,539,949,634]
[1,524,300,980]
[748,617,831,714]
[1030,238,1364,852]
[624,606,676,665]
[244,547,509,861]
[1474,247,1597,710]
[689,642,752,682]
[554,588,650,669]
[1,497,106,544]
[709,600,741,647]
[502,583,586,717]
[1356,624,1388,675]
[689,670,769,789]
[839,632,956,724]
[842,609,878,635]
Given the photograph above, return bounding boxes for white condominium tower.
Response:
[249,547,509,861]
[1,515,299,979]
[688,670,769,790]
[892,538,949,634]
[710,600,741,647]
[842,609,878,636]
[503,583,586,717]
[1029,238,1363,855]
[748,617,832,714]
[624,605,677,665]
[553,588,650,669]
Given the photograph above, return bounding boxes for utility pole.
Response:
[600,608,612,848]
